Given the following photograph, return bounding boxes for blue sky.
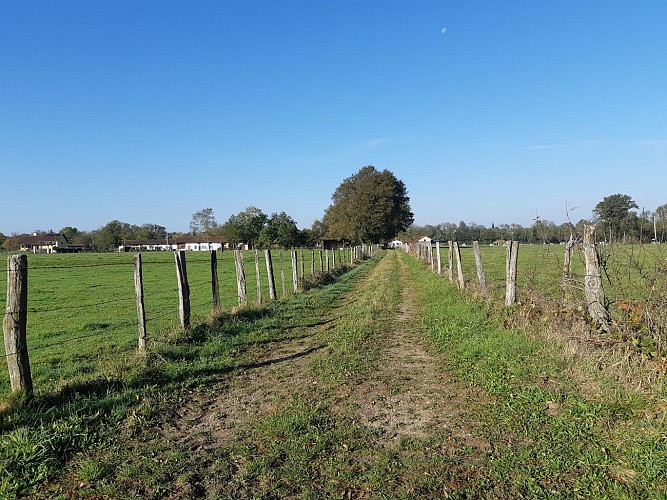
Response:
[2,1,666,235]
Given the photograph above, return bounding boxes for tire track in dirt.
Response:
[336,252,490,453]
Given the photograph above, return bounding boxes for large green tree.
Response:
[593,193,639,242]
[323,166,413,244]
[219,206,268,247]
[258,212,300,248]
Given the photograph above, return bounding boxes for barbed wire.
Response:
[28,296,135,313]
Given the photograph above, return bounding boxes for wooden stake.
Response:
[264,249,277,300]
[280,250,286,297]
[448,241,454,282]
[505,241,519,307]
[454,242,465,290]
[3,255,32,393]
[175,250,190,329]
[291,250,299,294]
[134,253,147,351]
[254,249,262,305]
[210,250,220,312]
[583,225,611,330]
[472,241,487,297]
[234,250,247,305]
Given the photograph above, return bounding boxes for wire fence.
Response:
[406,238,667,355]
[1,245,379,397]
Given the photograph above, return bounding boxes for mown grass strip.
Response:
[402,250,667,498]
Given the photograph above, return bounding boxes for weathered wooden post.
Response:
[291,250,299,294]
[264,249,277,300]
[234,250,247,305]
[4,255,32,393]
[454,242,465,290]
[210,250,220,312]
[300,249,305,278]
[319,250,324,271]
[436,242,442,275]
[448,241,454,282]
[325,249,330,272]
[472,241,487,297]
[134,253,147,351]
[175,250,191,329]
[582,225,611,330]
[429,243,434,271]
[254,249,262,305]
[563,233,575,283]
[505,241,519,307]
[332,248,336,269]
[311,249,315,275]
[280,250,287,298]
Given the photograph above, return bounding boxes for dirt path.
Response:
[158,252,490,496]
[334,254,489,452]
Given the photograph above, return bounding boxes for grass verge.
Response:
[404,251,667,498]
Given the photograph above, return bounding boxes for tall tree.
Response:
[190,208,217,235]
[258,212,300,248]
[219,206,268,247]
[323,166,413,244]
[90,220,134,251]
[59,226,80,243]
[593,194,639,242]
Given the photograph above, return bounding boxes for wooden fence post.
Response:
[311,249,315,275]
[264,249,277,300]
[325,249,330,272]
[448,241,454,282]
[583,225,611,330]
[436,242,442,275]
[3,254,32,393]
[300,249,305,278]
[563,233,575,284]
[234,250,247,305]
[210,250,220,312]
[472,241,487,297]
[505,241,519,307]
[319,250,324,272]
[291,250,299,294]
[430,244,435,271]
[279,250,286,297]
[175,250,191,329]
[134,253,147,351]
[332,248,336,269]
[254,249,262,305]
[454,242,465,290]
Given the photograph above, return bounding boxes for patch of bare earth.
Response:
[336,259,491,455]
[161,330,332,450]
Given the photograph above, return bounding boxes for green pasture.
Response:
[447,242,666,305]
[0,248,344,399]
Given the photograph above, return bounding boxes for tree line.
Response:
[1,165,414,252]
[2,170,663,252]
[400,195,667,245]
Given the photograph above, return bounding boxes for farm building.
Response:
[16,233,69,253]
[319,239,347,250]
[118,236,227,252]
[388,240,404,249]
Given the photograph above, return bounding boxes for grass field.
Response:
[0,249,665,497]
[0,248,348,399]
[438,242,667,353]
